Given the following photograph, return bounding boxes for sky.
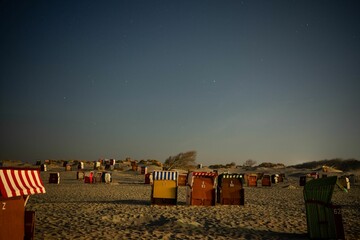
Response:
[1,0,360,166]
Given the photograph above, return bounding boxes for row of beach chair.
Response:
[150,171,244,206]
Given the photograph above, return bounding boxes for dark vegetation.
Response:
[138,159,163,167]
[209,162,285,170]
[290,158,360,171]
[257,162,285,168]
[163,151,197,170]
[208,162,236,169]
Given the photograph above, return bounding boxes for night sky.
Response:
[1,0,360,165]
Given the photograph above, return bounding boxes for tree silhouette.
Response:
[164,150,197,170]
[244,159,257,168]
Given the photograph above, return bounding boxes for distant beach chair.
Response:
[261,174,271,187]
[151,171,178,205]
[178,173,188,186]
[217,173,244,205]
[103,172,112,183]
[94,172,103,183]
[84,171,94,183]
[94,161,101,170]
[77,171,85,180]
[140,166,148,175]
[144,173,151,184]
[49,172,60,184]
[65,164,72,171]
[278,173,285,182]
[40,164,47,172]
[246,173,258,187]
[271,174,279,184]
[303,176,345,239]
[78,162,84,170]
[300,175,315,186]
[338,176,350,190]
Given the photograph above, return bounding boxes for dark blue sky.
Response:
[1,0,360,165]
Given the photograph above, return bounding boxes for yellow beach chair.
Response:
[151,171,178,205]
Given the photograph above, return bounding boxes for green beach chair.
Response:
[303,176,345,239]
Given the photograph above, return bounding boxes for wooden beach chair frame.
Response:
[303,176,345,239]
[187,172,217,206]
[151,171,178,205]
[217,173,244,205]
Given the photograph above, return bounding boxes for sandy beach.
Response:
[24,167,360,240]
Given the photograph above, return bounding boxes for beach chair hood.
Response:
[217,173,243,188]
[0,168,46,199]
[153,171,178,181]
[151,171,179,205]
[187,172,217,188]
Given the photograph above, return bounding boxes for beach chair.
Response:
[0,168,46,240]
[102,172,112,183]
[217,173,244,205]
[77,171,84,180]
[271,174,279,184]
[49,172,60,184]
[247,173,258,187]
[94,161,101,170]
[338,176,350,190]
[261,174,271,187]
[303,176,345,239]
[151,171,178,205]
[84,171,94,183]
[178,173,188,186]
[94,172,103,183]
[144,173,151,184]
[140,166,148,175]
[65,164,72,171]
[187,172,217,206]
[40,164,47,171]
[300,175,315,186]
[78,162,84,170]
[278,173,285,182]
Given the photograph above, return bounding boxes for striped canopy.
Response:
[187,172,218,189]
[0,168,46,198]
[219,173,243,178]
[191,172,217,177]
[153,171,178,180]
[217,173,244,187]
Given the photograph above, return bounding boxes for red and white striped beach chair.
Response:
[0,168,46,240]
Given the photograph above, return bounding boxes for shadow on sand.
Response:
[114,216,309,239]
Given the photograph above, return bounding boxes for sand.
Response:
[25,167,360,240]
